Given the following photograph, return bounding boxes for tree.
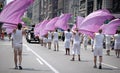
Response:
[22,17,31,26]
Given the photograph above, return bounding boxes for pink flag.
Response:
[72,16,84,31]
[39,20,49,37]
[79,9,114,33]
[55,13,72,30]
[34,20,49,37]
[102,19,120,35]
[0,0,34,24]
[5,28,14,34]
[45,17,59,31]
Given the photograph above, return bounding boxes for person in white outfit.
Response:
[47,31,53,49]
[93,29,104,69]
[53,29,59,51]
[114,30,120,58]
[71,29,82,61]
[64,29,72,55]
[12,23,24,70]
[105,34,112,56]
[83,34,88,50]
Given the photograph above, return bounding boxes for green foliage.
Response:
[22,17,31,26]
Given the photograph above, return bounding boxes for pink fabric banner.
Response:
[101,19,120,35]
[39,20,49,37]
[55,13,72,30]
[79,9,114,33]
[45,17,59,31]
[34,20,49,37]
[0,0,34,24]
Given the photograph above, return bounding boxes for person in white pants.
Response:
[114,30,120,58]
[83,34,88,50]
[71,29,82,61]
[105,34,112,56]
[93,29,104,69]
[64,29,72,55]
[53,29,59,51]
[47,31,53,49]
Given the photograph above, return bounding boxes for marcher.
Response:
[83,34,88,50]
[105,34,112,56]
[114,30,120,58]
[53,29,59,51]
[93,29,104,69]
[47,31,52,49]
[71,29,82,61]
[12,23,24,70]
[64,29,72,55]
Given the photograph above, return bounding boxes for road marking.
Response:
[24,44,59,73]
[36,58,44,65]
[98,62,118,69]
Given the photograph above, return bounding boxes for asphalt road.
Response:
[0,37,120,73]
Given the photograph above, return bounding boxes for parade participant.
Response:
[64,29,72,55]
[114,30,120,58]
[12,23,24,70]
[71,28,82,61]
[105,34,112,56]
[93,29,104,69]
[53,29,59,51]
[1,30,5,40]
[83,34,88,50]
[91,38,94,52]
[43,36,47,48]
[47,31,52,49]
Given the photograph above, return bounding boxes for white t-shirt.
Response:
[12,29,22,45]
[93,33,104,49]
[53,32,58,41]
[114,34,120,44]
[64,31,72,42]
[73,32,81,43]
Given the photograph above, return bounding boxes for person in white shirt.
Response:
[114,30,120,58]
[12,23,24,70]
[47,31,53,49]
[71,29,82,61]
[105,34,112,56]
[64,29,72,55]
[93,29,104,69]
[83,34,88,50]
[53,29,59,51]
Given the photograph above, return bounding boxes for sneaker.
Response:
[19,66,22,70]
[70,58,74,61]
[93,65,97,68]
[14,66,18,69]
[99,65,102,69]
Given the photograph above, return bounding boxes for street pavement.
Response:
[0,36,120,73]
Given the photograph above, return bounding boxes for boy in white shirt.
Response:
[64,29,72,55]
[93,29,104,69]
[53,29,59,51]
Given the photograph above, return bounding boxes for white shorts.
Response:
[13,43,22,50]
[72,42,80,55]
[43,38,47,43]
[54,40,58,45]
[64,41,70,48]
[93,48,103,56]
[47,39,52,42]
[106,43,111,50]
[114,43,120,49]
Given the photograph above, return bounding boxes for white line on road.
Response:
[98,62,118,69]
[24,44,59,73]
[36,58,44,65]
